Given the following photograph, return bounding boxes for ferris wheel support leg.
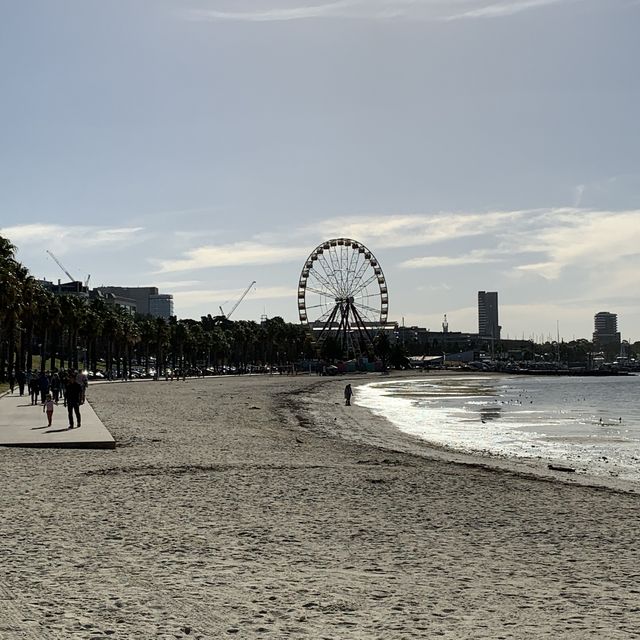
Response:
[316,303,341,348]
[350,303,375,352]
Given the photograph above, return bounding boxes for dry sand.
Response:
[0,373,639,639]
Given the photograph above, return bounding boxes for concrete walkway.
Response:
[0,391,115,449]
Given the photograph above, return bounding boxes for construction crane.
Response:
[46,250,91,288]
[218,281,256,320]
[46,250,75,282]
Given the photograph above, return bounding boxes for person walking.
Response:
[29,372,39,405]
[65,372,83,429]
[38,371,50,405]
[43,393,55,427]
[76,369,88,403]
[16,369,26,396]
[344,383,353,406]
[50,372,61,403]
[8,370,15,394]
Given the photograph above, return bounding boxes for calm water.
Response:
[355,374,640,483]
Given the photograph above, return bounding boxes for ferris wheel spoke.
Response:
[354,302,381,317]
[308,267,340,297]
[348,258,373,296]
[317,253,342,295]
[346,247,361,289]
[327,248,345,296]
[351,273,379,296]
[338,246,347,296]
[305,285,333,298]
[338,247,350,297]
[305,303,331,311]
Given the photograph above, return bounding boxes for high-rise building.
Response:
[478,291,501,340]
[593,311,620,358]
[149,294,174,320]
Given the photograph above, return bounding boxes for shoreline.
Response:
[285,370,639,495]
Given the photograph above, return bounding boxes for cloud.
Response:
[155,210,527,274]
[172,285,294,305]
[154,207,640,281]
[445,0,570,20]
[154,241,308,273]
[515,209,640,279]
[187,1,357,22]
[0,224,145,249]
[311,210,527,249]
[400,249,503,268]
[185,0,583,23]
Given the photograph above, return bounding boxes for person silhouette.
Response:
[344,384,353,406]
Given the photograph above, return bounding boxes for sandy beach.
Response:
[1,373,639,639]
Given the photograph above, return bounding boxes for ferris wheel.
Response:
[298,238,389,356]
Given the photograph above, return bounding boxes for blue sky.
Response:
[1,0,639,341]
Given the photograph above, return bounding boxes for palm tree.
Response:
[138,317,155,375]
[0,237,22,380]
[120,310,141,377]
[82,299,106,374]
[153,317,170,377]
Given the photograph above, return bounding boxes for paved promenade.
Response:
[0,391,115,449]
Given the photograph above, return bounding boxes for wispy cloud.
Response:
[1,224,145,249]
[154,241,308,273]
[514,209,640,279]
[155,210,525,273]
[400,249,503,269]
[311,210,527,249]
[188,1,357,22]
[172,285,294,305]
[387,208,640,282]
[445,0,570,21]
[154,208,640,279]
[186,0,583,23]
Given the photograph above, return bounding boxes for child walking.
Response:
[43,393,55,427]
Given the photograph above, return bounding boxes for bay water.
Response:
[355,374,640,483]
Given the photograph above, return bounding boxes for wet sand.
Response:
[0,373,639,639]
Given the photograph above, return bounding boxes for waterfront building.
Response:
[593,311,621,359]
[478,291,501,340]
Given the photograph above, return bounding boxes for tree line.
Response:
[1,236,316,381]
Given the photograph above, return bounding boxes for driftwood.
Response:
[548,464,576,473]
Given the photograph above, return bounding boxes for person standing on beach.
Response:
[65,372,82,429]
[344,384,353,406]
[43,393,55,427]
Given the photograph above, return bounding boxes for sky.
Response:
[1,0,639,342]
